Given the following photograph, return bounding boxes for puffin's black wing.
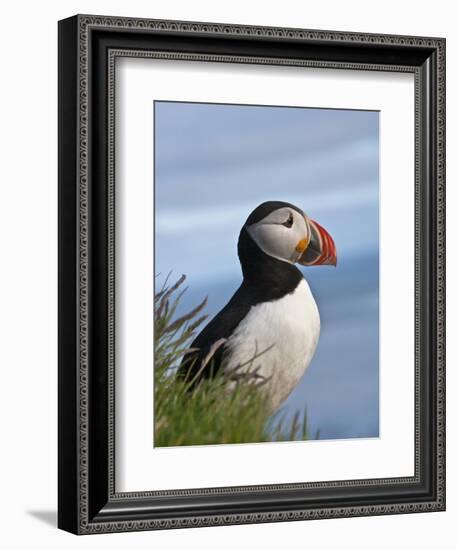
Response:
[178,284,253,386]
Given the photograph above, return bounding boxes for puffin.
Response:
[179,201,337,413]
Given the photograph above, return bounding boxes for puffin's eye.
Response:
[282,213,294,228]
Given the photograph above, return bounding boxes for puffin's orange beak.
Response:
[297,218,337,267]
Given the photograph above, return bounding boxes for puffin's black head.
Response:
[238,201,337,277]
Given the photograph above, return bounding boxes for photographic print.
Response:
[154,101,379,447]
[59,16,445,532]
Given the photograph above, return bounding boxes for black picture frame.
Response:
[58,14,446,534]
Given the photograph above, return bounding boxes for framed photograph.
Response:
[58,14,446,534]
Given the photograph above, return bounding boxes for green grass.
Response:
[154,275,310,447]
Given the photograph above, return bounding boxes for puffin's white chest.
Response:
[223,279,320,412]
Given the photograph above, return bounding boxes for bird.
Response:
[178,200,337,413]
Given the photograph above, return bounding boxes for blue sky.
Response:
[155,101,379,440]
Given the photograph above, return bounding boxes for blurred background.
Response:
[155,101,379,440]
